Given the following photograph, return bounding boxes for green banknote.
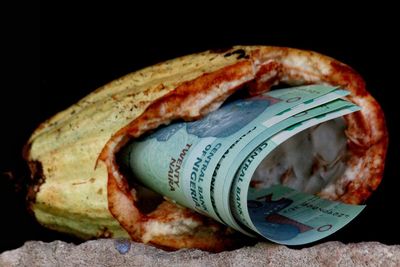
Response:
[212,99,357,234]
[124,85,340,221]
[229,105,364,244]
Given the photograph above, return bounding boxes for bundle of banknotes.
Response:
[122,85,365,245]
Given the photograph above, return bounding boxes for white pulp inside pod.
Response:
[251,118,348,194]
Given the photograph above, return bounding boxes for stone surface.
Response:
[1,240,399,267]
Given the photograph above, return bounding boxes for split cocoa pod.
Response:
[25,46,387,252]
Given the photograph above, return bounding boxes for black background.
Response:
[1,3,399,252]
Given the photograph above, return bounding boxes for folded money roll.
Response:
[25,46,387,252]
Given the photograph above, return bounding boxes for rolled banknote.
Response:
[229,105,364,244]
[122,85,364,244]
[123,85,341,221]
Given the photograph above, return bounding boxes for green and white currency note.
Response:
[229,105,364,244]
[124,85,340,221]
[212,99,357,233]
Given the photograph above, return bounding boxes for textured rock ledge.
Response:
[1,239,399,267]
